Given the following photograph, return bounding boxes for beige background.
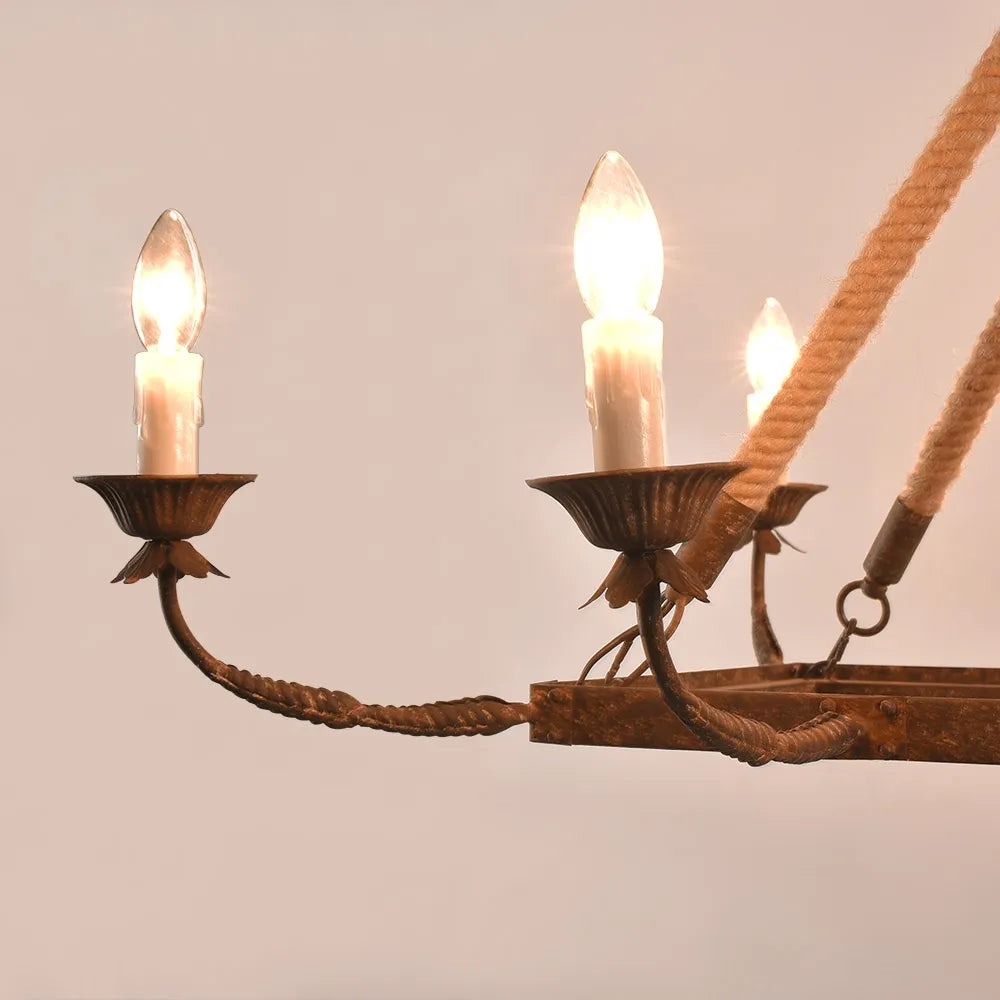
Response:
[2,1,1000,997]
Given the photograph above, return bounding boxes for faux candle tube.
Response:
[583,314,666,471]
[574,152,666,472]
[134,350,204,474]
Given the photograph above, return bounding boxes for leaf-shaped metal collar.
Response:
[111,539,227,584]
[582,549,708,609]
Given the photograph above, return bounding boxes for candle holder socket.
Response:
[527,463,746,608]
[75,474,257,584]
[526,463,746,554]
[75,474,257,540]
[752,483,828,534]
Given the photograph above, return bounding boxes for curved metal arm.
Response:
[157,567,535,737]
[750,531,783,665]
[635,583,863,766]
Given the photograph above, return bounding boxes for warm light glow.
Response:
[574,151,664,319]
[746,297,798,394]
[132,209,207,353]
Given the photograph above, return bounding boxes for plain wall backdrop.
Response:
[3,1,1000,997]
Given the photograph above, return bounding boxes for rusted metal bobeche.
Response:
[753,483,828,533]
[527,463,745,554]
[75,474,257,540]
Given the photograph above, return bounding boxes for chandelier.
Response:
[78,31,1000,767]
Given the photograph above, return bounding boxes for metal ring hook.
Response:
[836,580,891,637]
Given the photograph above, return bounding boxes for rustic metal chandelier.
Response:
[78,31,1000,767]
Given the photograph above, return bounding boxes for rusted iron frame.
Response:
[531,663,1000,764]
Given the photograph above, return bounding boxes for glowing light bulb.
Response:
[746,298,798,394]
[575,152,667,471]
[131,209,206,474]
[132,209,206,353]
[573,151,664,319]
[746,297,798,429]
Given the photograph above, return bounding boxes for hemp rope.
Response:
[725,31,1000,513]
[900,297,1000,516]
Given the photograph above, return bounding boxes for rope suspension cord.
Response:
[900,298,1000,517]
[676,31,1000,598]
[855,295,1000,603]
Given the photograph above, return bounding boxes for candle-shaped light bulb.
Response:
[132,209,207,475]
[574,151,664,319]
[132,209,206,353]
[574,152,667,471]
[745,297,798,429]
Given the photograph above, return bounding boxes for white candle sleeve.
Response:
[583,315,666,471]
[134,351,204,475]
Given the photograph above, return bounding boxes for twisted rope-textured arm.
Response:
[635,584,862,766]
[157,567,535,736]
[901,295,1000,516]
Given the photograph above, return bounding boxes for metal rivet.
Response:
[548,689,568,704]
[878,744,897,759]
[819,698,837,713]
[878,699,900,719]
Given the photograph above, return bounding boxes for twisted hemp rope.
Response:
[725,31,1000,514]
[900,296,1000,516]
